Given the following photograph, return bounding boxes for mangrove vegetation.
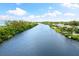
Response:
[0,21,37,43]
[0,20,79,44]
[41,21,79,41]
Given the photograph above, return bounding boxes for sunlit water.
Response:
[0,24,79,55]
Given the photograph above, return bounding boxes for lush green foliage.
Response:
[0,20,79,43]
[0,21,37,43]
[75,28,79,33]
[71,35,79,40]
[41,21,79,41]
[67,21,79,26]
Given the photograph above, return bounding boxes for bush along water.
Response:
[0,21,37,43]
[41,21,79,41]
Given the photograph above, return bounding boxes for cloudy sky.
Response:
[0,3,79,22]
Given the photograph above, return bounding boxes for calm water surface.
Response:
[0,24,79,56]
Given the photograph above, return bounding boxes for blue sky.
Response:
[0,3,61,15]
[0,3,79,21]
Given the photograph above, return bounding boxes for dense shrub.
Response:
[71,35,79,40]
[0,21,37,43]
[75,28,79,33]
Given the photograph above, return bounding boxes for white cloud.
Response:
[0,8,76,22]
[0,15,9,20]
[43,10,62,17]
[0,15,24,20]
[7,8,27,16]
[62,3,79,8]
[28,15,36,19]
[23,10,62,22]
[21,10,63,22]
[16,3,21,5]
[53,10,62,15]
[64,13,75,16]
[22,15,42,22]
[42,12,56,17]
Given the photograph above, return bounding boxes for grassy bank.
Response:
[41,21,79,41]
[0,21,37,43]
[50,26,79,41]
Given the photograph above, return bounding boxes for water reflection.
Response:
[0,24,79,55]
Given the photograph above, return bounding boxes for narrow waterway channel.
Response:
[0,24,79,56]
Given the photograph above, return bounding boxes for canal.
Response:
[0,24,79,56]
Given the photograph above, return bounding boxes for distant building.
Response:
[56,24,64,27]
